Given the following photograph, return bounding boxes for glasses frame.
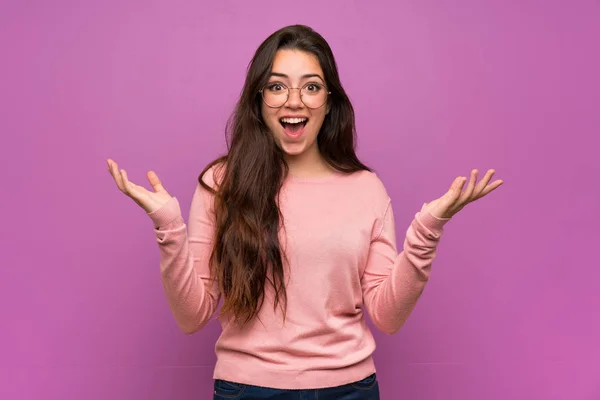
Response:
[259,82,332,109]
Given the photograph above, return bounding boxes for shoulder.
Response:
[348,169,389,199]
[343,169,391,213]
[199,159,227,191]
[191,160,227,213]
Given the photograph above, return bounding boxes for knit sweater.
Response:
[147,165,450,390]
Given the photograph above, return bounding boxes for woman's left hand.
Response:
[425,169,504,219]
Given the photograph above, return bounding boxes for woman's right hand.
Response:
[107,158,173,214]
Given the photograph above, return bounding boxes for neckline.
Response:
[285,169,345,183]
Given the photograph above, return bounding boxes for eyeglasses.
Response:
[259,82,331,109]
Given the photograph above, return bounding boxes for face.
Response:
[260,49,330,160]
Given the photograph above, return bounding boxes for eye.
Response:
[304,83,323,93]
[266,82,286,92]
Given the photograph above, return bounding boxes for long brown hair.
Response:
[199,25,370,326]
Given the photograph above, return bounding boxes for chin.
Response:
[269,121,320,158]
[278,140,310,157]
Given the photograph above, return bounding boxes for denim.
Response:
[213,373,380,399]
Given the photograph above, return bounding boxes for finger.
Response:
[120,169,136,196]
[473,169,495,196]
[476,179,504,199]
[459,169,478,203]
[107,159,126,192]
[147,171,166,193]
[448,176,467,203]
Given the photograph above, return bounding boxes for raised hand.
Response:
[425,169,503,219]
[106,159,173,214]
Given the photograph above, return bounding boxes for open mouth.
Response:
[280,117,308,135]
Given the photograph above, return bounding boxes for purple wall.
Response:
[1,1,599,399]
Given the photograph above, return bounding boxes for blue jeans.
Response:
[213,373,380,399]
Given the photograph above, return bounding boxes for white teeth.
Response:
[280,117,307,124]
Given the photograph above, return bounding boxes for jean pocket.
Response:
[350,373,378,390]
[214,379,246,399]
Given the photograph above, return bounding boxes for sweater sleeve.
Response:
[146,177,221,334]
[360,200,450,335]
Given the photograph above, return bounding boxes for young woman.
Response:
[107,25,502,400]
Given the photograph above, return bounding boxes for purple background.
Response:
[1,1,599,399]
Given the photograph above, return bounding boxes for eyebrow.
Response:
[269,72,325,82]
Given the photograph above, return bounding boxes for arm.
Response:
[147,182,221,334]
[361,200,450,335]
[361,169,503,335]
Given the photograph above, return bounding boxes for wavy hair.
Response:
[199,25,370,326]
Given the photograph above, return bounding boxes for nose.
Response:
[284,88,303,108]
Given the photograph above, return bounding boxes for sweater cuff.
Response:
[147,197,181,228]
[417,202,451,233]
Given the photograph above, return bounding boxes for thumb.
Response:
[147,171,166,193]
[447,176,466,203]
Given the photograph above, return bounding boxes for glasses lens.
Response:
[262,83,288,108]
[301,83,328,109]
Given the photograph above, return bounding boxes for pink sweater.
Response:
[147,166,450,390]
